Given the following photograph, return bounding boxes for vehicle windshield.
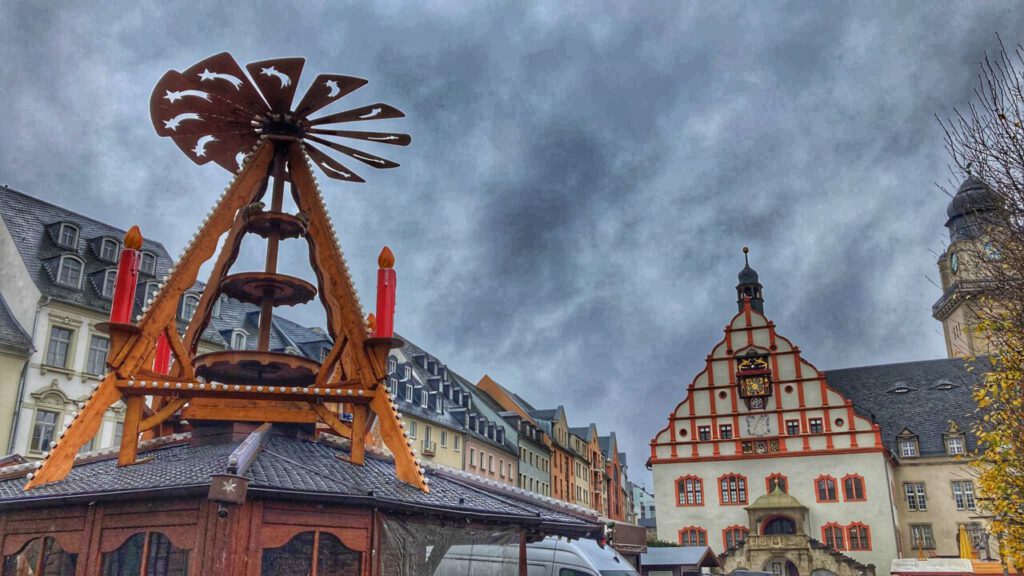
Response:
[600,571,640,576]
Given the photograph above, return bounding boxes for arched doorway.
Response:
[762,515,797,535]
[811,569,838,576]
[764,558,799,576]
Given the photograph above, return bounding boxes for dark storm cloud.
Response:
[2,1,1022,486]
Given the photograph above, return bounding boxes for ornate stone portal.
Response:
[719,488,877,576]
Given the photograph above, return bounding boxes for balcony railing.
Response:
[421,440,437,456]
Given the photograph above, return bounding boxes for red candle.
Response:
[110,226,143,324]
[375,247,396,338]
[153,334,171,374]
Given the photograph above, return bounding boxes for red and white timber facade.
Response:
[650,295,899,574]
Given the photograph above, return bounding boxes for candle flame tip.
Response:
[378,246,395,269]
[366,313,377,330]
[124,226,144,250]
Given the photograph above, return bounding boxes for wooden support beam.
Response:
[140,397,190,431]
[370,389,427,491]
[287,145,380,387]
[183,399,320,424]
[310,403,353,439]
[24,375,121,488]
[161,325,194,380]
[117,380,374,403]
[349,405,368,465]
[117,395,145,466]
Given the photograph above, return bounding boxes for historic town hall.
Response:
[649,176,998,576]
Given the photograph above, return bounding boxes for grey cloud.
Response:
[2,1,1022,486]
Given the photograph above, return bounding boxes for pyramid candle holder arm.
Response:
[25,53,427,492]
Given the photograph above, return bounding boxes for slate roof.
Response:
[825,357,988,457]
[0,186,173,315]
[641,546,721,568]
[385,337,465,432]
[0,293,32,353]
[0,432,599,535]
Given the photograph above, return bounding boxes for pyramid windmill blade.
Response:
[305,144,365,182]
[151,71,257,137]
[183,52,270,116]
[172,131,256,165]
[306,129,411,146]
[247,58,304,114]
[294,74,368,118]
[306,135,400,169]
[309,103,405,126]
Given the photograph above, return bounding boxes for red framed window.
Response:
[815,475,838,502]
[842,474,866,501]
[722,525,749,549]
[719,424,733,439]
[809,418,823,433]
[822,523,846,551]
[678,527,707,547]
[697,426,711,441]
[848,523,871,550]
[718,474,748,505]
[785,419,800,435]
[676,475,704,506]
[765,473,788,493]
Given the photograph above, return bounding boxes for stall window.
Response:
[102,531,189,576]
[261,530,360,576]
[3,536,77,576]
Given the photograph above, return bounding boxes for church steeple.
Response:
[737,246,764,314]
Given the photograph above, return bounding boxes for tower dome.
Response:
[946,176,999,242]
[736,247,764,314]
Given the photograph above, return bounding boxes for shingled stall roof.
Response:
[825,357,988,457]
[0,429,601,537]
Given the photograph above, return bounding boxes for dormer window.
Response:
[945,436,965,455]
[56,255,84,288]
[388,356,397,375]
[405,383,413,402]
[144,282,160,303]
[180,294,200,321]
[100,238,120,261]
[101,269,117,298]
[944,423,966,456]
[420,388,428,408]
[404,366,411,380]
[140,251,157,275]
[231,330,247,350]
[899,436,919,458]
[58,223,79,248]
[212,294,226,318]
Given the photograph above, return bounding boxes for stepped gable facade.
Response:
[650,259,897,574]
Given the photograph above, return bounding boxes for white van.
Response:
[433,536,640,576]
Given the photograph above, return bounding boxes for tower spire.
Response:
[736,246,765,314]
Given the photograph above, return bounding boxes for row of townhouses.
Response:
[0,185,636,522]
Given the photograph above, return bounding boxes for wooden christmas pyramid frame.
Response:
[26,53,427,492]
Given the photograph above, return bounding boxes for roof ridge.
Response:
[0,185,170,252]
[825,355,986,373]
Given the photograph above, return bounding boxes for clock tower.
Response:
[933,176,999,357]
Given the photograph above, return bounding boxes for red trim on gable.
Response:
[846,400,859,448]
[649,444,884,464]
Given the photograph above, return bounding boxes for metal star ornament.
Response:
[150,52,409,183]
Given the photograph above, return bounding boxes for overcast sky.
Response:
[2,1,1021,487]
